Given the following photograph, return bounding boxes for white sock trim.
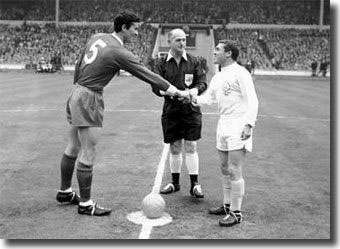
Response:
[59,187,72,193]
[79,199,94,207]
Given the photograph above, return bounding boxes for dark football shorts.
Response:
[66,84,104,127]
[161,109,202,143]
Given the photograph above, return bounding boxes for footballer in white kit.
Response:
[192,40,258,227]
[196,58,258,152]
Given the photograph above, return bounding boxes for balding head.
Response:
[168,28,186,41]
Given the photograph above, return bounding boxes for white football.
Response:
[141,193,165,219]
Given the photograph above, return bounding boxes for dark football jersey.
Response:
[74,33,171,93]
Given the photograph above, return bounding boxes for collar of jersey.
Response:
[166,50,188,62]
[111,33,124,46]
[221,62,237,71]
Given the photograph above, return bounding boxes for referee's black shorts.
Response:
[161,107,202,144]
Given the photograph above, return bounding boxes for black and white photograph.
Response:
[0,0,334,243]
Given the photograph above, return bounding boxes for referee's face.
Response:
[169,30,186,54]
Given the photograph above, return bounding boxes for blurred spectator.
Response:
[245,59,252,73]
[318,58,329,77]
[50,51,63,71]
[250,59,255,75]
[36,56,52,72]
[311,59,318,77]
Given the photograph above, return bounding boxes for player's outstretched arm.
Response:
[114,49,175,93]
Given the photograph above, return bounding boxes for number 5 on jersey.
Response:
[84,39,107,65]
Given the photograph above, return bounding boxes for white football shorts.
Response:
[216,115,252,152]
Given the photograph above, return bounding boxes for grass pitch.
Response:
[0,72,330,239]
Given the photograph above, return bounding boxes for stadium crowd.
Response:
[0,22,330,71]
[0,0,330,71]
[214,27,330,71]
[1,0,329,25]
[0,22,157,67]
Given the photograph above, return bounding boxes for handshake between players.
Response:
[161,86,199,105]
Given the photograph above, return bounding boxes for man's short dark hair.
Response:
[114,11,140,32]
[219,40,239,61]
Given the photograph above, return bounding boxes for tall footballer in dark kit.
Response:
[56,11,189,216]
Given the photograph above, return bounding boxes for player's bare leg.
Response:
[76,127,111,216]
[56,125,81,205]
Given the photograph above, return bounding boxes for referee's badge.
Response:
[185,74,193,87]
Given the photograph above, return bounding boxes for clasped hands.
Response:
[160,88,198,104]
[176,88,198,104]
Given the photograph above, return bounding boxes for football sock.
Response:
[230,178,245,211]
[171,173,180,185]
[170,153,183,183]
[190,174,198,187]
[76,161,93,202]
[222,174,231,205]
[185,152,199,175]
[60,153,77,190]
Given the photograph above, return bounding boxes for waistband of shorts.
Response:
[75,83,103,95]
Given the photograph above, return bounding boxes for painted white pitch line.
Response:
[0,75,66,83]
[0,108,330,122]
[0,108,59,113]
[127,143,172,239]
[258,114,329,122]
[151,143,170,194]
[0,108,161,113]
[139,223,153,239]
[0,107,330,122]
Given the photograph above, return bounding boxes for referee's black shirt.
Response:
[152,52,207,115]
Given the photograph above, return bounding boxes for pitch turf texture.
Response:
[0,71,330,239]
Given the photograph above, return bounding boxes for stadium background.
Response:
[0,0,334,243]
[0,0,330,77]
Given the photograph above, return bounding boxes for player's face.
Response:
[213,43,227,65]
[124,22,139,43]
[169,31,186,54]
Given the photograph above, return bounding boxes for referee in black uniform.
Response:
[151,28,207,198]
